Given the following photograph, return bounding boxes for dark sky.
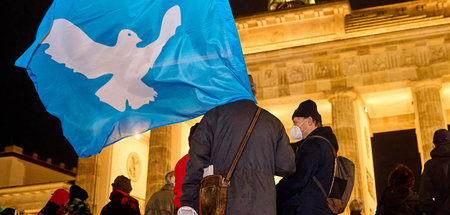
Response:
[3,0,417,170]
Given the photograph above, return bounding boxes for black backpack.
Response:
[309,135,355,214]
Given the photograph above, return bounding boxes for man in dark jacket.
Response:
[419,129,450,215]
[179,99,296,215]
[101,175,140,215]
[145,171,175,215]
[276,99,338,215]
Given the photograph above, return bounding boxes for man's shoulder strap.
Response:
[308,135,337,158]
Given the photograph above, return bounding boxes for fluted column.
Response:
[328,91,364,202]
[75,156,98,211]
[412,79,447,164]
[75,146,113,214]
[145,125,173,203]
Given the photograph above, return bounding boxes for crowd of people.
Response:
[1,78,449,215]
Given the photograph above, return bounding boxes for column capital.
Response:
[411,78,442,92]
[326,87,358,102]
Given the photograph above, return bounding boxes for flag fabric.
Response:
[16,0,254,157]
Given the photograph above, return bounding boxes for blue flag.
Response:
[16,0,254,157]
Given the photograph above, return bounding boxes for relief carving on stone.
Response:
[260,69,278,87]
[126,152,142,182]
[429,45,448,63]
[400,49,416,67]
[315,62,332,79]
[287,63,314,84]
[315,61,342,79]
[342,57,360,76]
[370,54,387,72]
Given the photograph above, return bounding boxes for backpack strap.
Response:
[224,107,262,185]
[313,176,328,198]
[308,135,337,198]
[309,135,336,158]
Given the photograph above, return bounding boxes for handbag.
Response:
[199,107,262,215]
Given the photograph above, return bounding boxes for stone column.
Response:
[328,91,364,201]
[75,156,98,212]
[412,79,447,164]
[75,146,112,214]
[145,125,173,203]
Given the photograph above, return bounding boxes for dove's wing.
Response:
[41,19,113,78]
[140,5,181,68]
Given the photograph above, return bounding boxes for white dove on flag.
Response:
[41,6,181,111]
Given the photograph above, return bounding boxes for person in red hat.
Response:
[419,129,450,215]
[38,188,69,215]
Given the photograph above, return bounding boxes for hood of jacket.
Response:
[161,184,174,191]
[307,126,339,152]
[430,141,450,158]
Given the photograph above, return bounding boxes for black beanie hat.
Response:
[292,99,322,123]
[112,175,132,193]
[69,185,88,201]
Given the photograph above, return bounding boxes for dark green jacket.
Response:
[145,184,175,215]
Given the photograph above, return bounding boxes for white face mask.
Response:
[290,119,308,140]
[290,125,303,140]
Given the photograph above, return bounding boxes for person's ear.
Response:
[307,117,313,126]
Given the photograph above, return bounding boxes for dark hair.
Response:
[388,164,415,187]
[313,119,322,128]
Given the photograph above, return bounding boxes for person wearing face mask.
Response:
[276,99,339,215]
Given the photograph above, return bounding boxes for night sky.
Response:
[3,0,432,200]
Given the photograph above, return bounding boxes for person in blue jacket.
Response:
[276,99,338,215]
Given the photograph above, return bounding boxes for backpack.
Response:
[309,135,355,214]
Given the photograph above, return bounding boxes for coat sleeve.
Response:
[419,162,437,214]
[276,140,321,202]
[180,111,215,212]
[274,125,296,177]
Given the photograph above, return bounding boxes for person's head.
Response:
[388,164,415,188]
[165,171,175,186]
[49,188,69,206]
[433,129,450,145]
[290,99,322,140]
[112,175,132,193]
[69,185,88,201]
[248,74,257,96]
[349,199,364,212]
[188,123,199,146]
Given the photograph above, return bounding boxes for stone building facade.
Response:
[0,145,75,214]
